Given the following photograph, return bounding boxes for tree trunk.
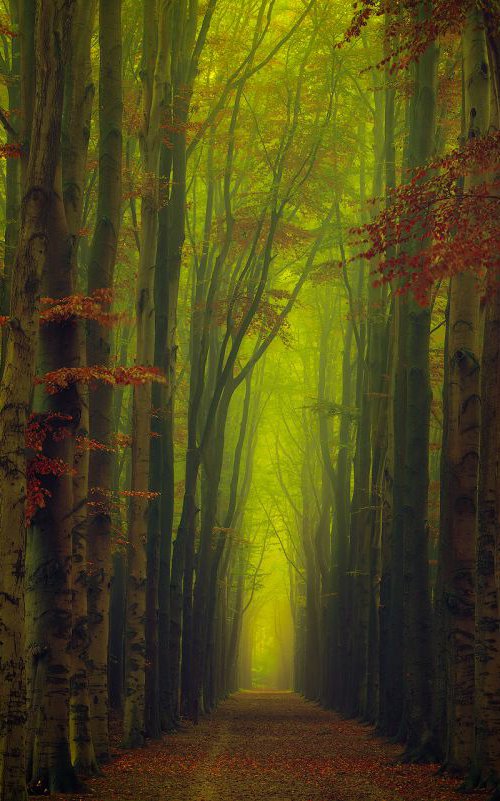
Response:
[0,0,21,380]
[27,0,90,788]
[441,8,487,772]
[61,0,98,774]
[401,8,437,753]
[475,287,500,788]
[346,279,368,717]
[123,0,170,746]
[145,137,175,736]
[86,0,122,763]
[474,16,500,786]
[108,550,127,712]
[0,3,74,796]
[331,324,353,710]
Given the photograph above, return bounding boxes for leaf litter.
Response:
[48,691,488,801]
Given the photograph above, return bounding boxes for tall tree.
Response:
[123,0,170,748]
[0,1,76,797]
[474,8,500,790]
[400,0,438,756]
[60,0,98,774]
[440,6,488,773]
[146,0,217,736]
[86,0,123,763]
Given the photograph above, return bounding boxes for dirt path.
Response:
[54,692,488,801]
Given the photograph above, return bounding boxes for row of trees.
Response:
[280,0,500,792]
[1,0,500,799]
[0,0,350,797]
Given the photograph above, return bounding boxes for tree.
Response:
[0,1,75,796]
[86,0,123,763]
[123,0,170,748]
[439,6,487,773]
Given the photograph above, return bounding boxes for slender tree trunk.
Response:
[109,550,127,712]
[146,125,178,734]
[378,304,395,732]
[189,386,232,717]
[170,447,200,720]
[401,8,437,753]
[0,1,21,380]
[123,3,171,747]
[346,266,368,717]
[60,0,98,774]
[86,0,122,762]
[167,0,215,723]
[301,415,321,702]
[386,294,408,738]
[227,560,245,692]
[378,32,396,734]
[331,324,353,710]
[364,105,385,724]
[19,0,35,180]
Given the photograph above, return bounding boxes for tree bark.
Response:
[123,0,170,747]
[86,0,122,763]
[0,3,74,796]
[401,7,437,753]
[25,2,82,789]
[474,12,500,788]
[61,0,98,774]
[440,7,487,772]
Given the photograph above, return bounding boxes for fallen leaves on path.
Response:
[48,692,488,801]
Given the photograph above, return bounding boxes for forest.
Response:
[0,0,499,799]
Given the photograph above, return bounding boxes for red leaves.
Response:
[0,289,124,332]
[340,0,377,46]
[114,433,133,449]
[340,0,480,72]
[119,489,160,499]
[25,403,164,523]
[25,413,76,524]
[25,412,73,453]
[52,692,489,801]
[75,435,116,454]
[40,288,125,326]
[88,487,160,521]
[349,131,500,305]
[35,365,167,394]
[26,472,56,526]
[0,143,21,159]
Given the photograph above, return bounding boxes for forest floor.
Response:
[51,691,489,801]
